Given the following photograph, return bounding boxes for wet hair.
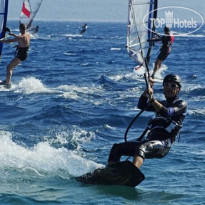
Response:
[164,26,170,33]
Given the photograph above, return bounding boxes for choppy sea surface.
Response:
[0,21,205,205]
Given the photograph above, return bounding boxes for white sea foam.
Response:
[12,79,106,104]
[191,150,205,156]
[58,84,103,100]
[110,47,122,51]
[64,34,82,38]
[182,83,204,92]
[109,72,144,82]
[134,65,146,75]
[104,124,116,130]
[14,77,53,94]
[187,109,205,116]
[30,33,38,39]
[70,126,96,153]
[7,77,106,100]
[115,63,168,82]
[0,86,11,92]
[65,52,77,56]
[150,63,168,81]
[109,73,125,81]
[0,131,102,177]
[80,63,90,66]
[177,33,205,38]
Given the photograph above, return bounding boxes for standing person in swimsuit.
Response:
[150,26,174,79]
[0,23,30,88]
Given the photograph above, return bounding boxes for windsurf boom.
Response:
[127,0,158,70]
[20,0,43,29]
[0,0,9,58]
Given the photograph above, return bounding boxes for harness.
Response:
[135,117,181,144]
[148,117,182,142]
[136,97,184,143]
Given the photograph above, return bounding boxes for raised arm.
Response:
[0,34,18,43]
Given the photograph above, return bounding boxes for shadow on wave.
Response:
[188,87,205,96]
[24,105,80,125]
[95,75,117,90]
[95,75,133,91]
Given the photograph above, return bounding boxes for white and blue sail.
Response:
[20,0,43,29]
[127,0,158,72]
[0,0,9,58]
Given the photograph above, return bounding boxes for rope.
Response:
[124,110,144,142]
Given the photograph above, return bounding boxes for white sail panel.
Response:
[20,0,43,29]
[127,0,158,65]
[21,0,31,18]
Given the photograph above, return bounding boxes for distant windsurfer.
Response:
[34,25,39,33]
[108,74,187,169]
[80,23,88,35]
[0,23,30,88]
[29,25,39,34]
[150,26,174,79]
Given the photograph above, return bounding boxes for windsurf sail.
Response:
[127,0,158,73]
[0,0,9,58]
[20,0,43,29]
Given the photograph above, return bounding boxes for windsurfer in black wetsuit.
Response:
[151,26,174,79]
[108,74,187,169]
[80,24,88,35]
[0,23,30,88]
[29,25,39,34]
[34,25,39,34]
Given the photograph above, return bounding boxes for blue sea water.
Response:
[0,20,205,205]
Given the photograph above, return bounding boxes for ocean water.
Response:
[0,20,205,205]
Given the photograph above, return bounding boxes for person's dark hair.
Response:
[164,26,170,33]
[19,23,26,31]
[163,74,181,88]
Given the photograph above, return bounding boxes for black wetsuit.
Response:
[157,35,173,61]
[108,95,187,162]
[80,25,87,35]
[15,46,29,61]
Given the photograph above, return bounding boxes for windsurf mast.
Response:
[0,0,9,60]
[127,0,158,75]
[124,0,158,142]
[20,0,43,29]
